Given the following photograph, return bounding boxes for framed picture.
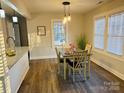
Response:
[37,26,46,36]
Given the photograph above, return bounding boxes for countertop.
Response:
[7,47,29,69]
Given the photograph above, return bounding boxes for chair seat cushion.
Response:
[60,58,64,63]
[67,60,78,67]
[59,58,70,63]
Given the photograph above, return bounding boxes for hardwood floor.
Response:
[18,59,124,93]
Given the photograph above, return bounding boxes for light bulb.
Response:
[68,15,71,21]
[64,17,67,22]
[63,16,67,24]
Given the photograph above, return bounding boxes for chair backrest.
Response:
[72,50,88,68]
[85,43,92,54]
[62,43,71,53]
[62,43,70,49]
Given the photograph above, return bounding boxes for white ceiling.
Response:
[23,0,112,14]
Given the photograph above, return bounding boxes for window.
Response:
[94,17,106,49]
[94,12,124,56]
[107,13,124,55]
[52,20,66,46]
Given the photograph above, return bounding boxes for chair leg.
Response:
[57,63,61,74]
[87,61,90,78]
[83,64,87,81]
[73,68,75,82]
[68,67,71,76]
[79,69,82,75]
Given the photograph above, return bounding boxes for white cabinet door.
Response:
[9,53,29,93]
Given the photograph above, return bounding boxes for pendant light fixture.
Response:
[67,14,71,21]
[62,1,71,24]
[67,3,71,21]
[12,10,18,23]
[0,3,5,18]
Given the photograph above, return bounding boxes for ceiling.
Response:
[23,0,112,14]
[2,2,14,15]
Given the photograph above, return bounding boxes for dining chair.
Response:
[62,43,70,49]
[55,47,64,74]
[67,50,88,82]
[85,43,92,54]
[85,43,92,78]
[62,43,71,52]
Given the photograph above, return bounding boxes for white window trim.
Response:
[93,6,124,60]
[51,19,68,48]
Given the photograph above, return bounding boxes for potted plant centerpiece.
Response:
[77,34,87,50]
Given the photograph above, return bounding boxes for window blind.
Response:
[53,20,66,45]
[94,17,106,49]
[107,13,124,55]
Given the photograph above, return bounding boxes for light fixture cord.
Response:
[68,4,70,16]
[64,5,66,16]
[0,3,2,9]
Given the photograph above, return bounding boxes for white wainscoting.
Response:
[91,57,124,81]
[30,47,57,60]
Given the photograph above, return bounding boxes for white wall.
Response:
[27,13,84,59]
[83,0,124,80]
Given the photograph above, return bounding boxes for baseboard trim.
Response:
[30,55,57,60]
[91,58,124,81]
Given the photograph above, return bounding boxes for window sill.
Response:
[93,49,124,62]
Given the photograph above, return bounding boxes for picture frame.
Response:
[37,26,46,36]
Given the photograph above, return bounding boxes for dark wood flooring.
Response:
[18,59,124,93]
